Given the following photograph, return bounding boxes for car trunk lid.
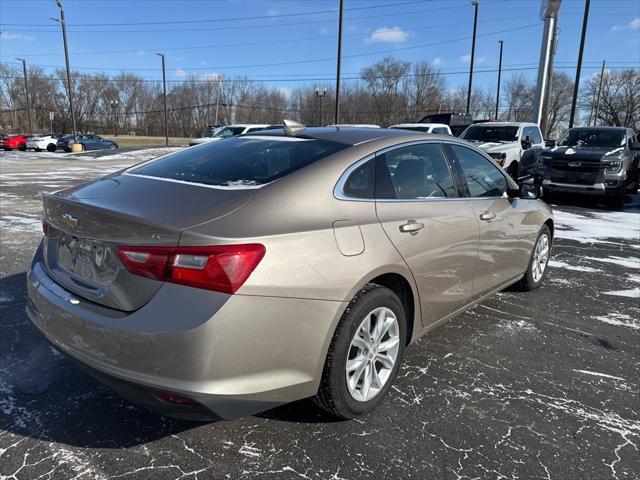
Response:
[42,173,256,311]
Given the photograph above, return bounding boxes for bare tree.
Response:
[581,69,640,130]
[361,56,410,126]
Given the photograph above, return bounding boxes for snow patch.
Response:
[603,288,640,299]
[0,214,42,233]
[553,210,640,246]
[548,260,601,273]
[593,313,640,330]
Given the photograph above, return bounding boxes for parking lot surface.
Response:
[1,149,639,480]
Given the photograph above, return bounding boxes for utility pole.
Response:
[334,0,344,125]
[495,40,503,121]
[466,0,479,114]
[110,99,119,136]
[156,53,169,146]
[51,0,77,140]
[569,0,590,128]
[593,59,606,126]
[16,58,33,134]
[315,86,328,126]
[533,0,561,132]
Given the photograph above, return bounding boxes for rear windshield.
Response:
[557,129,626,149]
[461,125,518,143]
[129,136,349,187]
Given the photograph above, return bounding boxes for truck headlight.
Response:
[489,152,507,165]
[604,160,622,174]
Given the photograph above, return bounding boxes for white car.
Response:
[189,124,272,146]
[26,134,61,152]
[389,123,452,135]
[328,124,381,128]
[459,122,545,179]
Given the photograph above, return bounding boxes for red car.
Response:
[3,134,32,151]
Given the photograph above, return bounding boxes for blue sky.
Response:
[1,0,639,93]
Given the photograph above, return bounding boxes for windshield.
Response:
[129,136,349,187]
[461,125,518,143]
[202,127,223,138]
[214,126,247,138]
[557,129,626,149]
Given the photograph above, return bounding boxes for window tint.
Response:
[530,127,543,144]
[376,143,457,199]
[343,159,374,198]
[433,127,449,135]
[451,145,508,198]
[131,136,348,187]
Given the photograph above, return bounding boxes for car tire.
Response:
[515,225,552,291]
[109,144,117,150]
[18,143,26,151]
[47,144,56,152]
[313,283,406,419]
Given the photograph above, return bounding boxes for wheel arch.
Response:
[367,272,417,347]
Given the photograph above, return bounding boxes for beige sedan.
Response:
[28,122,553,421]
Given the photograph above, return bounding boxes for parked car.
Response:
[418,112,473,137]
[459,122,545,180]
[189,124,272,146]
[534,126,640,205]
[57,134,118,152]
[26,133,62,152]
[28,122,553,421]
[3,134,32,151]
[389,123,452,135]
[328,124,381,128]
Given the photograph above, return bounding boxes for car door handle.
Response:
[399,220,425,235]
[479,211,496,221]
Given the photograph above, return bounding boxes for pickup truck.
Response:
[459,122,545,180]
[534,126,640,205]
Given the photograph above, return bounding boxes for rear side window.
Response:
[376,143,457,199]
[130,136,348,187]
[343,160,375,198]
[451,145,507,198]
[433,127,450,135]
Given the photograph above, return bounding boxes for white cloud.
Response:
[611,17,640,31]
[366,27,408,44]
[175,68,187,77]
[0,31,36,42]
[432,56,444,66]
[459,53,486,64]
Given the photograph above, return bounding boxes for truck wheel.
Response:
[18,143,27,151]
[47,144,56,152]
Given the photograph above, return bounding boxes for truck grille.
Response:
[548,160,602,185]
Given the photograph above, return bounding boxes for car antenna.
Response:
[283,119,305,135]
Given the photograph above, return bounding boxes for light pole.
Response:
[593,59,606,126]
[334,0,344,125]
[569,0,590,128]
[156,53,169,146]
[315,86,328,126]
[466,0,479,115]
[16,58,33,134]
[495,41,503,120]
[51,0,77,140]
[110,99,119,136]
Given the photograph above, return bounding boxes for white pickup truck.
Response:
[459,122,545,179]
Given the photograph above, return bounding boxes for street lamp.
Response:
[569,0,590,128]
[16,58,33,134]
[315,86,328,126]
[156,53,169,146]
[466,0,479,115]
[51,0,77,141]
[110,99,119,136]
[334,0,344,125]
[495,40,504,120]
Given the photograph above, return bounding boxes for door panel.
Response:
[377,201,479,326]
[374,142,479,327]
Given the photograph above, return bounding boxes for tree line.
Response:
[1,57,638,139]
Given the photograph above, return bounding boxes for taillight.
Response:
[155,391,199,405]
[116,244,265,294]
[42,219,49,236]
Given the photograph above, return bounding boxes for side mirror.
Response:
[545,139,556,148]
[630,142,640,151]
[521,136,532,150]
[507,183,541,199]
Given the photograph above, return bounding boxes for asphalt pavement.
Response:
[1,149,639,480]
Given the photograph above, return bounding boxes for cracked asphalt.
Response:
[1,149,639,479]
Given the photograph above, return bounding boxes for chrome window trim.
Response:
[334,140,474,203]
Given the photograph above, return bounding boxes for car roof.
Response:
[228,124,271,128]
[470,122,536,127]
[245,126,441,146]
[569,126,627,131]
[390,123,449,129]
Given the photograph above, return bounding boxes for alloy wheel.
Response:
[346,307,400,402]
[532,233,550,283]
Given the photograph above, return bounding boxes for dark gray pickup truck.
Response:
[534,126,640,205]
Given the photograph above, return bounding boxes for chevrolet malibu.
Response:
[27,122,554,421]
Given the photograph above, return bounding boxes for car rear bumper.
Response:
[26,253,345,420]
